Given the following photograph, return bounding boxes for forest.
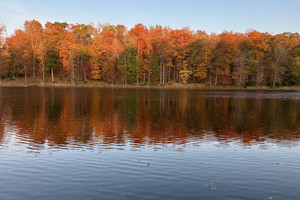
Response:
[0,20,300,87]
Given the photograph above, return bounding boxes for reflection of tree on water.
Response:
[0,88,299,148]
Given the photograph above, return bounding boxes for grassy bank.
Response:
[0,78,300,91]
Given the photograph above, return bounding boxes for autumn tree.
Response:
[150,25,173,85]
[210,32,239,86]
[232,50,249,87]
[0,24,6,84]
[70,24,93,81]
[128,24,152,84]
[288,44,300,85]
[186,32,211,82]
[170,27,196,83]
[274,33,300,85]
[89,24,126,83]
[243,30,270,86]
[60,31,76,84]
[45,48,60,82]
[119,44,140,84]
[271,44,288,87]
[231,35,250,87]
[44,21,69,82]
[6,29,30,85]
[179,61,192,85]
[24,20,43,79]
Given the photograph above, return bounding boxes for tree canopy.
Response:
[0,20,300,87]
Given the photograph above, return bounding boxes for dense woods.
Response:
[0,20,300,87]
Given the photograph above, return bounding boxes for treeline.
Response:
[0,20,300,87]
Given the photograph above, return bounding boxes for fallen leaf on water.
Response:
[209,186,218,190]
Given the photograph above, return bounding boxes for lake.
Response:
[0,87,300,200]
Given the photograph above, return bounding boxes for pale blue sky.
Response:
[0,0,299,35]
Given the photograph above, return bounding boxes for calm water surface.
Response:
[0,87,300,200]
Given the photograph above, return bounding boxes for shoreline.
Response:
[0,80,300,91]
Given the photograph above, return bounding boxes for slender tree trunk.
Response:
[42,70,45,84]
[173,65,176,82]
[24,68,28,86]
[148,71,150,85]
[71,57,75,85]
[112,72,115,85]
[159,59,162,85]
[113,59,117,85]
[51,68,54,83]
[61,66,64,79]
[137,42,139,61]
[25,73,27,86]
[273,68,276,88]
[192,72,195,83]
[33,53,36,79]
[137,41,140,86]
[80,55,83,80]
[162,61,165,85]
[215,74,218,86]
[41,61,45,84]
[125,56,127,85]
[209,70,212,87]
[83,70,86,81]
[256,64,264,87]
[168,67,170,83]
[77,63,80,81]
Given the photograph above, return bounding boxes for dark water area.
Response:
[0,87,300,200]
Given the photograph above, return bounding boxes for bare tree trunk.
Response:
[159,59,162,85]
[24,67,28,86]
[192,72,195,83]
[41,61,45,85]
[71,57,75,85]
[83,70,86,81]
[77,63,80,81]
[51,68,54,83]
[79,56,83,80]
[162,61,165,85]
[33,53,36,79]
[173,66,176,82]
[112,71,115,85]
[273,68,276,88]
[215,74,218,86]
[25,73,28,86]
[209,70,212,87]
[125,56,127,85]
[148,71,150,85]
[42,70,45,84]
[168,67,170,83]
